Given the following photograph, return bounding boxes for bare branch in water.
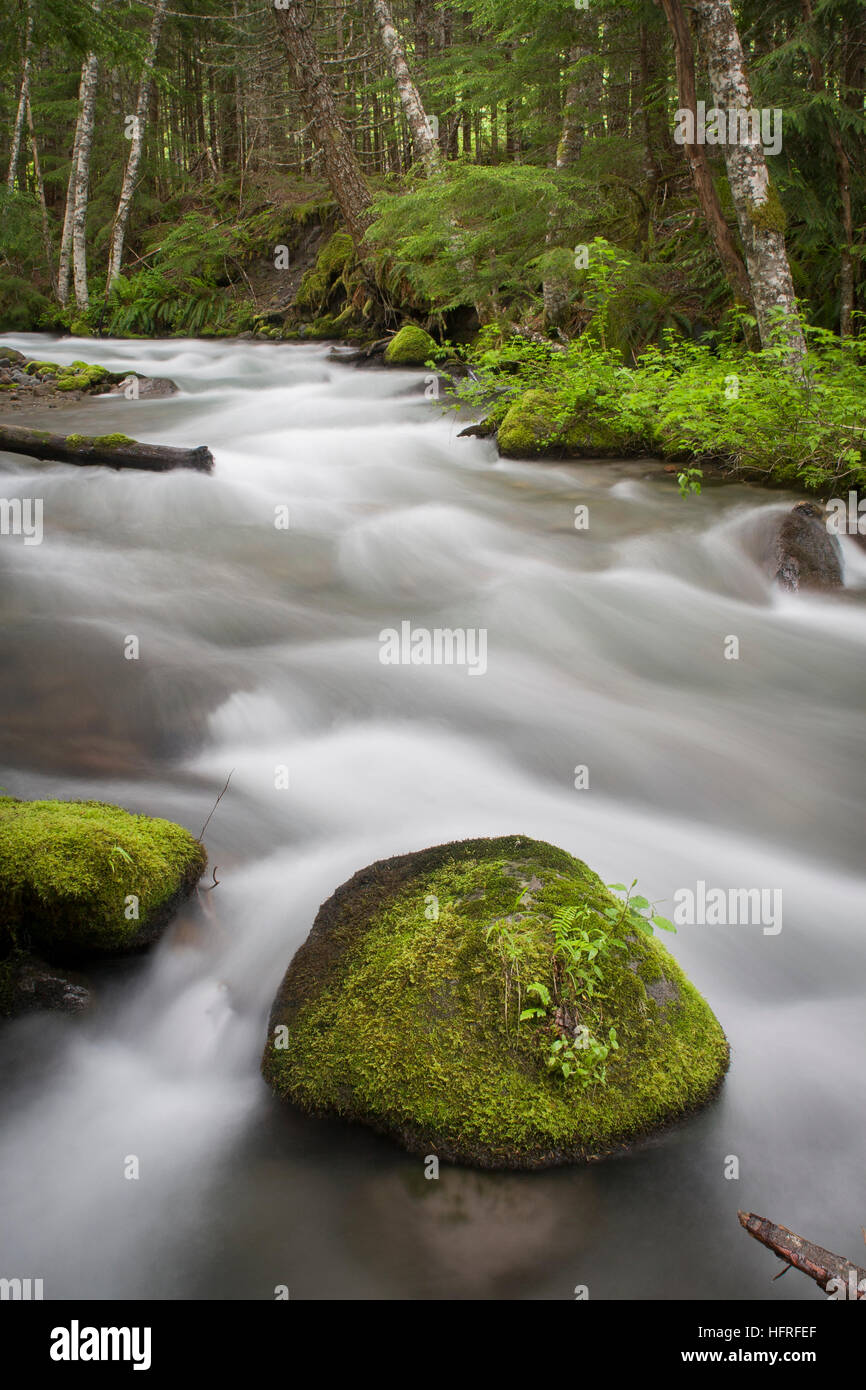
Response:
[198,770,234,843]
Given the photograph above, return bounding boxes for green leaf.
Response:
[652,914,677,933]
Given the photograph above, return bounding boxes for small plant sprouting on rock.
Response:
[547,1025,619,1085]
[484,879,676,1090]
[483,888,631,1090]
[603,879,677,937]
[106,843,134,877]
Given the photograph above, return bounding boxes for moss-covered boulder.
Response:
[0,797,207,962]
[383,324,437,366]
[55,361,111,392]
[262,835,729,1169]
[497,390,562,457]
[497,389,633,459]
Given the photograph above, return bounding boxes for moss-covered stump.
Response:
[262,835,729,1169]
[383,324,437,366]
[0,797,207,962]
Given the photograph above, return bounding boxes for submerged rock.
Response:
[0,796,206,962]
[383,324,437,367]
[0,951,91,1018]
[106,373,178,399]
[774,501,843,592]
[262,835,729,1169]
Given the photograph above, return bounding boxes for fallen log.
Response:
[738,1210,866,1299]
[0,424,213,473]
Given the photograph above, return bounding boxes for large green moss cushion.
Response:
[383,324,437,366]
[497,389,634,459]
[262,835,729,1169]
[0,797,207,960]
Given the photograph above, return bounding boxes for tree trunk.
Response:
[370,0,440,173]
[691,0,806,363]
[26,99,56,295]
[543,36,592,329]
[6,7,34,190]
[273,0,373,246]
[64,35,100,315]
[658,0,752,309]
[638,20,664,200]
[58,60,88,307]
[0,424,213,473]
[106,0,168,289]
[800,0,854,337]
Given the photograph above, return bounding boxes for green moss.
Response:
[263,835,729,1169]
[748,183,787,235]
[305,316,341,340]
[295,231,356,313]
[497,390,562,457]
[93,433,134,447]
[383,324,437,366]
[497,388,635,459]
[24,360,60,376]
[64,434,86,447]
[55,362,111,392]
[0,796,207,960]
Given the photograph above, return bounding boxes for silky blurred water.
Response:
[0,333,863,1300]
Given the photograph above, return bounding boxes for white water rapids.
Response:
[0,334,864,1298]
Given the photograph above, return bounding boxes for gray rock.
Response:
[774,501,843,592]
[107,373,178,399]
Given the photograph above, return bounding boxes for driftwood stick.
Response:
[738,1210,866,1298]
[0,423,213,472]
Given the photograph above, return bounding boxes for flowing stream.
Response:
[1,333,864,1300]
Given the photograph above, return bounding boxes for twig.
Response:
[198,866,221,893]
[738,1210,866,1298]
[198,769,234,842]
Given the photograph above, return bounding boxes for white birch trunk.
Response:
[370,0,439,173]
[57,61,88,307]
[6,9,34,190]
[106,0,168,289]
[71,47,100,311]
[692,0,806,364]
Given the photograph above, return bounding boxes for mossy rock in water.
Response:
[0,797,206,962]
[383,324,437,366]
[498,390,632,459]
[55,362,111,392]
[497,390,562,457]
[262,835,729,1169]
